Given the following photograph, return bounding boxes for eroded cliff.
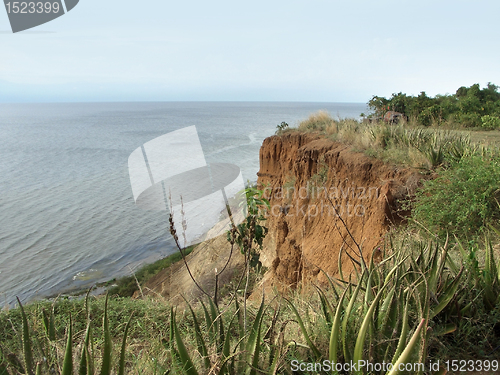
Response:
[256,132,423,288]
[142,132,424,301]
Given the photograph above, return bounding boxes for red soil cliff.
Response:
[142,132,424,302]
[256,132,423,288]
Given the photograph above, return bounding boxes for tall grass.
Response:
[2,185,500,374]
[163,235,500,374]
[2,234,500,374]
[295,112,498,169]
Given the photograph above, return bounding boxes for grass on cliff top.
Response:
[285,111,500,170]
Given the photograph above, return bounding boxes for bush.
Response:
[413,155,500,237]
[275,121,289,134]
[453,112,482,128]
[481,115,500,130]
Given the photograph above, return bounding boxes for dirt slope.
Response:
[256,132,424,289]
[141,132,424,302]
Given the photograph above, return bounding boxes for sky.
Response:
[1,0,500,103]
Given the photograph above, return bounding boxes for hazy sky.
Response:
[1,0,499,103]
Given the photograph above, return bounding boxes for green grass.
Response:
[0,295,174,374]
[2,232,500,374]
[291,111,500,170]
[108,246,194,297]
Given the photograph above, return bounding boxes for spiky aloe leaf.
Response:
[266,304,281,371]
[329,287,348,364]
[168,306,182,368]
[80,289,94,375]
[316,286,333,327]
[183,298,210,370]
[387,319,426,375]
[16,297,33,375]
[391,291,411,365]
[220,310,237,375]
[42,308,56,342]
[118,313,133,375]
[207,297,224,353]
[285,298,321,360]
[427,242,441,293]
[172,311,199,375]
[429,267,463,319]
[383,255,409,286]
[446,249,460,274]
[100,295,112,375]
[364,270,374,310]
[338,245,345,282]
[353,282,394,372]
[246,297,266,375]
[61,315,73,375]
[79,323,92,375]
[200,300,215,344]
[377,287,395,330]
[341,277,363,363]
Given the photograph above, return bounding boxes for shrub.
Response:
[454,112,482,128]
[481,115,500,130]
[275,121,289,135]
[413,155,500,237]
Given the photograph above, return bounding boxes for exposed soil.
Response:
[256,132,425,290]
[141,132,426,302]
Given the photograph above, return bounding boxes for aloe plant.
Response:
[275,235,469,375]
[7,293,133,375]
[168,294,290,375]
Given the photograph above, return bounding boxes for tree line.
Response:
[368,83,500,128]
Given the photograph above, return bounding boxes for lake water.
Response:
[0,101,367,307]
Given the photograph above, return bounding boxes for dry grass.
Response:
[293,111,500,170]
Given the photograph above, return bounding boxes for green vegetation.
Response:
[2,100,500,373]
[275,121,289,135]
[0,294,171,374]
[413,155,500,237]
[108,246,194,297]
[294,111,500,239]
[295,111,492,169]
[2,234,500,374]
[368,82,500,128]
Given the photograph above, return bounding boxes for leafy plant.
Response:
[227,187,270,331]
[2,293,133,375]
[413,155,500,237]
[481,115,500,130]
[275,121,289,135]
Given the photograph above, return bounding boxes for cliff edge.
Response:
[256,132,424,288]
[141,132,425,301]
